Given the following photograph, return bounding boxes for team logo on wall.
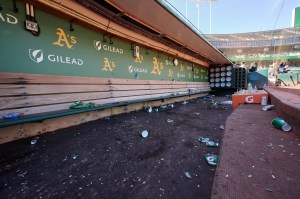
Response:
[94,40,102,51]
[245,96,254,103]
[29,49,44,63]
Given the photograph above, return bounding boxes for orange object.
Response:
[232,90,268,110]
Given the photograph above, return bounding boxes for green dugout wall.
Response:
[0,1,213,143]
[0,1,208,82]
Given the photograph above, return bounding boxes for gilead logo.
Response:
[29,49,83,65]
[245,96,254,103]
[29,49,44,63]
[94,40,101,51]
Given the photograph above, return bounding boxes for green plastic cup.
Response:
[205,154,219,166]
[272,118,291,132]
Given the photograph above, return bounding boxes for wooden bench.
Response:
[0,72,210,127]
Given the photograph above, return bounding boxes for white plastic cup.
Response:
[140,130,149,138]
[261,96,267,105]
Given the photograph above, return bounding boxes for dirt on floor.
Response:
[0,96,232,199]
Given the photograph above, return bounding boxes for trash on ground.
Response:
[271,118,291,132]
[30,137,39,145]
[2,112,23,119]
[168,104,175,108]
[154,108,159,112]
[205,154,219,166]
[140,130,149,138]
[146,106,152,113]
[160,105,168,109]
[184,172,192,179]
[271,175,275,179]
[72,154,78,160]
[262,105,274,111]
[198,137,209,143]
[265,189,273,192]
[31,139,37,145]
[181,101,188,105]
[69,101,96,109]
[167,119,173,123]
[220,125,225,130]
[206,141,219,147]
[211,102,219,109]
[188,88,197,94]
[193,113,200,115]
[219,100,232,105]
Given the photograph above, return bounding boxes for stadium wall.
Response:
[0,0,211,143]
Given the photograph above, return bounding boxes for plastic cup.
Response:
[140,130,149,138]
[205,154,219,166]
[271,118,291,132]
[261,96,267,105]
[262,105,274,111]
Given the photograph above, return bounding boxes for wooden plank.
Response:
[0,93,209,144]
[0,84,111,96]
[172,84,189,89]
[109,78,150,85]
[111,90,151,98]
[187,84,209,86]
[148,80,173,85]
[0,86,209,111]
[111,93,174,103]
[151,88,187,95]
[110,84,150,91]
[113,84,188,90]
[0,91,209,116]
[0,92,112,110]
[0,97,121,116]
[149,84,173,89]
[171,81,187,85]
[0,72,110,85]
[187,82,208,85]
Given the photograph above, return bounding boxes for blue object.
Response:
[3,113,20,119]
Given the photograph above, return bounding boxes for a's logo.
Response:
[53,28,76,49]
[94,40,102,51]
[151,57,163,75]
[245,96,254,103]
[29,49,44,63]
[180,64,184,71]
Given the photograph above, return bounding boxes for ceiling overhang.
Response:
[83,0,231,65]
